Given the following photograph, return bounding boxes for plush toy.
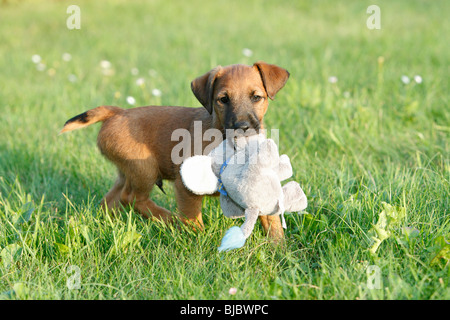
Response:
[180,133,307,251]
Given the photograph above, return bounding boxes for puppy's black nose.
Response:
[234,121,250,131]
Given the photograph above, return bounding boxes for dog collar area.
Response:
[218,156,232,196]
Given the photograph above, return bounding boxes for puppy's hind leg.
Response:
[101,171,126,215]
[120,160,173,223]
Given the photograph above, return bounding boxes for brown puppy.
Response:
[61,61,289,240]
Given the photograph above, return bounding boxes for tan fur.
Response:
[61,61,289,241]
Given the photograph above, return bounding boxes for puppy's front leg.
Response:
[174,177,204,231]
[259,215,284,244]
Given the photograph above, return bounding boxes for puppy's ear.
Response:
[253,61,290,100]
[191,66,222,114]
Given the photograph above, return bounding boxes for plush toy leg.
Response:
[240,208,259,238]
[218,227,246,252]
[218,208,259,252]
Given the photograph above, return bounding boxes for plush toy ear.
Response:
[191,66,222,114]
[282,181,307,213]
[278,154,293,181]
[180,156,219,195]
[254,139,280,168]
[253,61,290,100]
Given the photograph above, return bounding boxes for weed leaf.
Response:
[430,236,450,268]
[1,243,23,269]
[369,202,406,255]
[12,202,34,226]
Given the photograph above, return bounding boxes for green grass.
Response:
[0,0,449,300]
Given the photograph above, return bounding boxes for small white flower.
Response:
[148,69,158,77]
[136,77,145,86]
[31,54,41,64]
[100,60,112,69]
[126,96,136,105]
[401,75,410,84]
[343,91,351,98]
[328,76,338,84]
[62,53,72,62]
[228,287,237,295]
[242,48,253,57]
[413,75,422,84]
[152,88,162,97]
[68,74,77,82]
[131,67,139,76]
[36,63,46,71]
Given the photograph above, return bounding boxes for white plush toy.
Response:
[180,133,307,251]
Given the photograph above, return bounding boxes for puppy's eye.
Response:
[219,96,229,104]
[251,95,262,102]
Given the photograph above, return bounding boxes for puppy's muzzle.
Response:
[233,121,251,132]
[227,112,261,133]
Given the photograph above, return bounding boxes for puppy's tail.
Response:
[60,106,122,134]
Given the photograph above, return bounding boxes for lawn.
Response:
[0,0,448,300]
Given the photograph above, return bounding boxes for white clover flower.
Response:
[131,67,139,76]
[136,77,145,86]
[62,53,72,62]
[228,287,237,295]
[126,96,136,105]
[100,60,112,69]
[152,89,162,97]
[413,75,423,84]
[401,75,410,84]
[242,48,253,57]
[68,74,77,82]
[328,76,338,84]
[36,63,46,71]
[31,54,41,64]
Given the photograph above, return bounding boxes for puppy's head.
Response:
[191,61,289,135]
